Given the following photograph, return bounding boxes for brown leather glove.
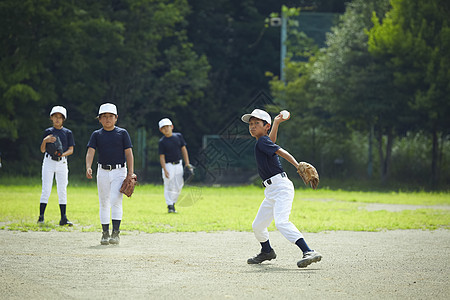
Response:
[120,174,138,197]
[297,162,319,190]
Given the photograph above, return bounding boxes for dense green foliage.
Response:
[269,0,450,188]
[1,185,448,232]
[0,0,209,176]
[0,0,448,189]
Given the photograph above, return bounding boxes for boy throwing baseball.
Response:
[241,109,322,268]
[158,118,192,213]
[38,106,75,226]
[85,103,135,245]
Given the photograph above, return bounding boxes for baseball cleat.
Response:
[247,249,277,264]
[168,205,177,213]
[109,230,120,245]
[101,231,110,245]
[37,215,45,224]
[59,217,73,226]
[297,250,322,268]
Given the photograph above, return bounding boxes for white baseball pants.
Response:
[97,166,127,224]
[252,173,304,243]
[40,155,68,205]
[162,161,184,205]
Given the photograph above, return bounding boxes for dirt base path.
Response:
[1,230,449,299]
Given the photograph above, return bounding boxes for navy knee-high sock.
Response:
[102,224,109,232]
[59,204,66,218]
[39,203,47,216]
[112,219,121,232]
[260,240,272,253]
[295,238,311,253]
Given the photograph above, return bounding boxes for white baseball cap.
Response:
[50,106,67,119]
[159,118,173,129]
[98,103,117,116]
[241,109,271,125]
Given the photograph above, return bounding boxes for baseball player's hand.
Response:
[164,169,170,178]
[86,167,93,179]
[274,113,289,123]
[44,134,57,144]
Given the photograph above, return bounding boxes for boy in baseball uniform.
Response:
[158,118,192,213]
[38,106,75,226]
[241,109,322,268]
[85,103,135,245]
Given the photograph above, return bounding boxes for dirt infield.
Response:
[1,229,449,299]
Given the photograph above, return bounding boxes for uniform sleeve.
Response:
[87,131,97,149]
[122,129,133,149]
[158,139,165,155]
[257,136,280,156]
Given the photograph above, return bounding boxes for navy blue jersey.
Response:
[42,127,75,154]
[158,133,186,163]
[87,126,133,165]
[255,135,283,181]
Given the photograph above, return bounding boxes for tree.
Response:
[367,0,450,185]
[0,0,210,176]
[311,0,399,183]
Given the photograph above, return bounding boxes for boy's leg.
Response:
[109,168,126,244]
[163,163,183,212]
[162,165,174,206]
[269,179,322,268]
[39,157,55,222]
[269,179,304,243]
[110,168,126,222]
[247,198,277,264]
[252,198,275,243]
[55,160,72,226]
[97,168,112,225]
[55,160,68,205]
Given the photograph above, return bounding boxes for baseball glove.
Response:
[46,136,63,159]
[120,173,138,197]
[297,162,319,190]
[183,164,195,182]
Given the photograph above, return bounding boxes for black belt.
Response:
[167,160,180,165]
[46,153,63,161]
[262,172,287,187]
[99,163,125,170]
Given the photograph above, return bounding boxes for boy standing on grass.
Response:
[158,118,193,213]
[241,109,322,268]
[85,103,135,245]
[38,106,75,226]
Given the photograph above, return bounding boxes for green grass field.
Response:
[0,184,449,233]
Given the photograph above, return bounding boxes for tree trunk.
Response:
[431,127,438,188]
[367,124,374,179]
[376,128,394,185]
[384,130,394,183]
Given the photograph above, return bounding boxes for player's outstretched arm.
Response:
[275,148,299,169]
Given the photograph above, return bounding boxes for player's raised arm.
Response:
[269,111,290,143]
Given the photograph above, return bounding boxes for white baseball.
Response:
[280,110,290,119]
